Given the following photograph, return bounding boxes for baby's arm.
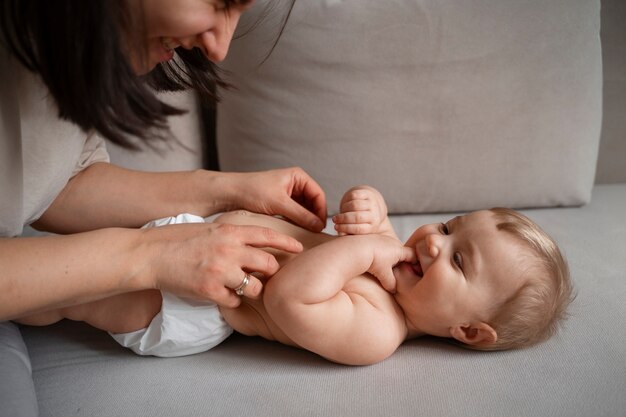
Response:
[264,234,416,365]
[332,186,399,240]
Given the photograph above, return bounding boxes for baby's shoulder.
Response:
[327,277,407,364]
[344,275,408,331]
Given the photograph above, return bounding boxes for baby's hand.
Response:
[367,235,417,293]
[333,186,389,236]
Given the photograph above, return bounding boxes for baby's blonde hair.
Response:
[471,208,574,351]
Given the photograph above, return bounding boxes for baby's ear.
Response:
[450,322,497,347]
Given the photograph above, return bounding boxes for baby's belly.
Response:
[220,298,297,347]
[214,210,334,346]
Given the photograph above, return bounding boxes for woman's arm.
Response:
[1,228,144,320]
[7,163,323,320]
[264,234,415,365]
[34,163,327,234]
[34,163,223,233]
[1,221,303,321]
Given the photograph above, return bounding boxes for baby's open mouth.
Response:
[411,260,423,278]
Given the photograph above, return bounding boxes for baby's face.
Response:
[393,210,527,338]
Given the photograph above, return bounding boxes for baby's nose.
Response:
[425,234,441,258]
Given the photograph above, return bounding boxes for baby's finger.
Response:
[333,211,373,225]
[399,246,418,264]
[340,199,370,214]
[377,269,397,293]
[334,223,372,235]
[341,188,370,202]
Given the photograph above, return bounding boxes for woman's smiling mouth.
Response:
[160,37,179,52]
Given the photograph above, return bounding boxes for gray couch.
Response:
[4,0,626,416]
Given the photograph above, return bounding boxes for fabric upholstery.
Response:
[105,90,204,172]
[0,322,38,417]
[597,0,626,183]
[20,184,626,417]
[216,0,602,213]
[7,2,624,416]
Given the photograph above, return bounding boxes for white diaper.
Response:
[140,212,205,229]
[110,213,233,357]
[110,292,233,357]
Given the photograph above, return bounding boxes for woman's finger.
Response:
[210,272,265,307]
[233,225,303,253]
[238,246,283,278]
[290,168,328,224]
[278,198,326,232]
[209,285,242,309]
[229,272,264,300]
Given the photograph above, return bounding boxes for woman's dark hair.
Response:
[0,0,293,149]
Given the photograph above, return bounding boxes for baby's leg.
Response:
[14,309,65,327]
[16,290,162,334]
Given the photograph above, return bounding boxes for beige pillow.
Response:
[107,90,203,172]
[217,0,602,213]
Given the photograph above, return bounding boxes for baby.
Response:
[17,186,573,365]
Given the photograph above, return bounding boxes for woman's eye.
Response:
[453,252,463,270]
[440,223,449,235]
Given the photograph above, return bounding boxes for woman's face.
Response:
[129,0,254,74]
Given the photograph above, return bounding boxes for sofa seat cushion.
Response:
[20,184,626,417]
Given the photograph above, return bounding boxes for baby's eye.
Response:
[453,252,463,270]
[440,223,449,235]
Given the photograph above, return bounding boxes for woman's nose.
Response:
[198,8,242,62]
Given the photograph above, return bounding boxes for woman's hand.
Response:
[222,167,327,232]
[139,222,304,308]
[37,165,326,234]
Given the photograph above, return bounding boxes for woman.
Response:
[0,0,324,322]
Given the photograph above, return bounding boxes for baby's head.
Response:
[393,208,573,351]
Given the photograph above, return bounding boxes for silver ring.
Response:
[235,273,250,296]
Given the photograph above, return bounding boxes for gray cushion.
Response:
[217,0,602,213]
[106,90,204,172]
[20,184,626,417]
[0,322,38,417]
[597,0,626,183]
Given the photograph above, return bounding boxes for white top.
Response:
[0,48,110,237]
